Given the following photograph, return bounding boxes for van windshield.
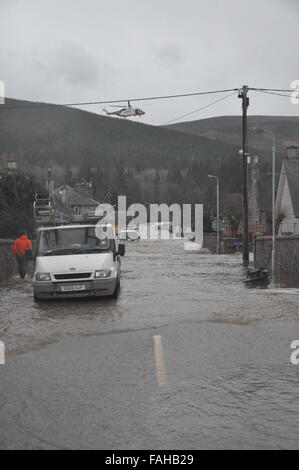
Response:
[38,227,113,256]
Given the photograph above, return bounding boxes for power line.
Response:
[0,86,296,111]
[0,88,239,111]
[253,89,294,99]
[249,87,295,93]
[160,91,237,126]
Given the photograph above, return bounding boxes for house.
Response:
[7,153,18,171]
[0,152,18,170]
[275,144,299,235]
[54,184,100,217]
[248,155,271,232]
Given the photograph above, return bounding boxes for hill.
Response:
[166,115,299,153]
[0,98,247,206]
[0,99,241,170]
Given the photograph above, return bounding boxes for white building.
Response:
[248,155,271,231]
[275,145,299,235]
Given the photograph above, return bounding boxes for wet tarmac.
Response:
[0,238,299,449]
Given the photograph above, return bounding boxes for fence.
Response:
[0,240,17,283]
[254,235,299,274]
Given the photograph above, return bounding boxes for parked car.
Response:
[119,226,140,241]
[33,224,125,301]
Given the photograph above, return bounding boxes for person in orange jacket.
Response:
[12,231,33,279]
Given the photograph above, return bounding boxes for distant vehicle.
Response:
[119,226,140,241]
[153,222,173,231]
[33,224,125,301]
[103,101,145,118]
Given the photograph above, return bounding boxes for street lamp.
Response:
[249,126,276,285]
[208,174,220,254]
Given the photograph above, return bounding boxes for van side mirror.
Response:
[118,244,126,257]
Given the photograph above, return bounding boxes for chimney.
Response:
[250,155,261,183]
[252,155,259,168]
[59,186,67,205]
[286,143,298,159]
[74,179,93,198]
[7,152,17,170]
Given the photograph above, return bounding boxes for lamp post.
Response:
[208,174,220,254]
[249,127,276,285]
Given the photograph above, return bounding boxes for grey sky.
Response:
[0,0,299,125]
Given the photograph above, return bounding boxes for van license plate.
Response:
[61,285,86,292]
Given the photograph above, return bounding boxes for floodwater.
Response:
[1,237,299,355]
[1,235,299,449]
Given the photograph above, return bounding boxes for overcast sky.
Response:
[1,0,299,125]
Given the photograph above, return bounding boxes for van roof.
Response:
[38,224,113,231]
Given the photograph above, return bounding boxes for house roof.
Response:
[52,197,73,216]
[284,159,299,218]
[54,185,99,208]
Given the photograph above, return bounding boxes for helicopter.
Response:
[103,101,145,118]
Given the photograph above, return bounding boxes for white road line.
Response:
[153,335,168,388]
[268,289,299,295]
[0,340,5,365]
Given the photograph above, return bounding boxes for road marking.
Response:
[0,341,5,365]
[270,290,299,295]
[153,335,168,388]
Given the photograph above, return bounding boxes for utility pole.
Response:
[238,85,249,266]
[216,177,220,254]
[271,132,276,285]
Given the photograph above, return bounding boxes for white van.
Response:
[33,224,125,301]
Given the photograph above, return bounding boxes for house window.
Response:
[74,206,81,215]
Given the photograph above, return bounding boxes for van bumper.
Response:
[33,278,117,300]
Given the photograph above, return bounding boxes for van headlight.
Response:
[94,269,112,279]
[36,273,51,281]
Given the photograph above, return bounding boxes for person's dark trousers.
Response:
[15,255,28,279]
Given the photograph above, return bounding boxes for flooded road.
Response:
[1,237,299,449]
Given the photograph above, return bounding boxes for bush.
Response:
[0,171,41,238]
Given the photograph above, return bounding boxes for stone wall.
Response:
[254,235,299,273]
[0,240,17,283]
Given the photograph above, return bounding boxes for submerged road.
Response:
[0,237,299,449]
